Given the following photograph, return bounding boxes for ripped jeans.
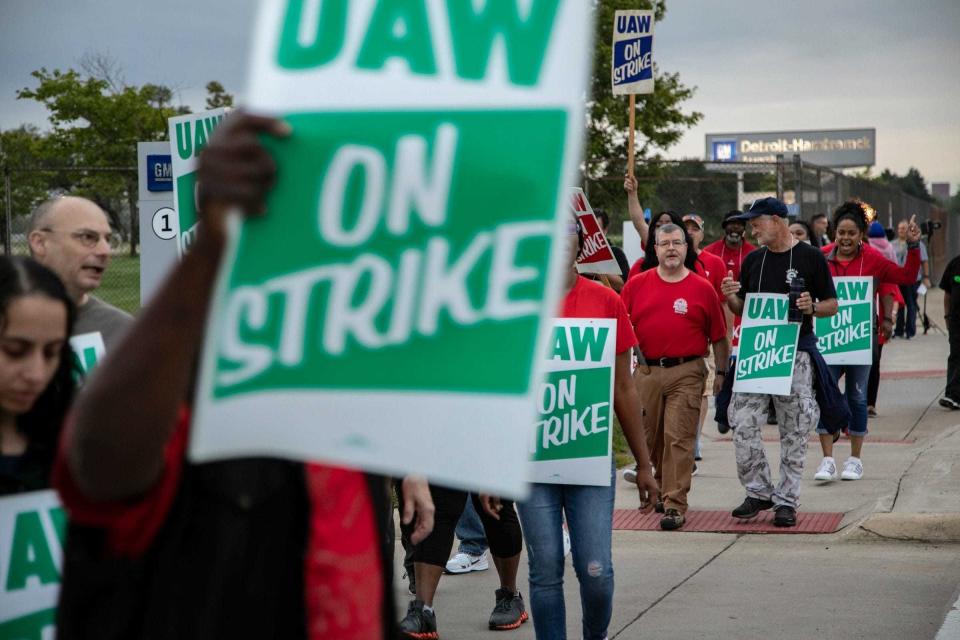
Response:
[517,465,615,640]
[816,363,870,437]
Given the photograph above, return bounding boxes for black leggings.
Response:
[401,484,522,567]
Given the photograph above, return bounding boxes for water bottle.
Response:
[788,275,806,323]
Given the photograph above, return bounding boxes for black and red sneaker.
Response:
[488,588,529,631]
[399,600,438,639]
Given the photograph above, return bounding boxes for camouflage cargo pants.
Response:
[728,351,819,509]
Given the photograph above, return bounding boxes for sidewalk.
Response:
[392,299,960,639]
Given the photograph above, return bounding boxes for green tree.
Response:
[17,66,184,253]
[875,167,934,203]
[205,81,235,109]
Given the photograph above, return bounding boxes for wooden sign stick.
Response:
[627,94,636,179]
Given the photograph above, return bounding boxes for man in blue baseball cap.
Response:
[718,197,839,527]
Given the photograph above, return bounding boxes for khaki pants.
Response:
[635,359,706,513]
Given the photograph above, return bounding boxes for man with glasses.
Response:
[620,223,729,530]
[28,196,131,375]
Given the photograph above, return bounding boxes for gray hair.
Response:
[655,222,684,240]
[27,196,65,233]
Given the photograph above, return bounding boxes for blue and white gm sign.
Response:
[611,10,654,95]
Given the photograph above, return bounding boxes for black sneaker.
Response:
[939,396,960,410]
[660,508,685,531]
[655,500,665,513]
[488,588,528,630]
[773,505,797,527]
[399,600,438,639]
[731,496,774,519]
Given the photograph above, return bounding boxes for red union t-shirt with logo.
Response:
[620,269,727,359]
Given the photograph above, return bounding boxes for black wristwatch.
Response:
[716,369,727,376]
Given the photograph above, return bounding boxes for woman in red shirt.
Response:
[812,201,923,483]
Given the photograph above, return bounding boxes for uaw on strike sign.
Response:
[815,277,873,365]
[570,188,621,276]
[190,0,593,497]
[531,319,615,486]
[611,10,654,95]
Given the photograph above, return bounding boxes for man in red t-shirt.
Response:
[621,223,729,531]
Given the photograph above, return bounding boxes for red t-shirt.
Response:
[560,276,637,355]
[52,411,383,640]
[620,269,727,359]
[702,238,757,281]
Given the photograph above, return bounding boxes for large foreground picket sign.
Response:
[189,0,593,496]
[733,293,800,395]
[532,319,615,486]
[570,188,620,276]
[168,108,228,256]
[0,491,64,640]
[815,276,873,365]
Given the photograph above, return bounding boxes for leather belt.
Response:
[641,354,702,368]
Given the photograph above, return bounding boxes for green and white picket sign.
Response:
[0,491,64,640]
[70,331,106,378]
[816,276,873,365]
[168,108,228,256]
[733,293,800,395]
[189,0,593,497]
[531,319,615,486]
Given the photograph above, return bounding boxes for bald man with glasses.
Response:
[28,196,131,376]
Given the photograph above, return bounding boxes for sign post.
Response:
[168,108,228,256]
[815,276,873,365]
[611,10,655,178]
[532,319,615,486]
[189,0,593,497]
[733,293,800,395]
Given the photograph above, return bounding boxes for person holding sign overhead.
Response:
[812,202,923,483]
[51,113,435,640]
[720,198,838,527]
[621,223,729,530]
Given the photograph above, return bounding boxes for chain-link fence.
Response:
[582,154,957,282]
[1,166,140,314]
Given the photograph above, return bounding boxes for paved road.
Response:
[392,290,960,639]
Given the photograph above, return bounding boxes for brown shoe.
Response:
[660,509,685,531]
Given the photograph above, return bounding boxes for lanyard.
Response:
[756,241,795,293]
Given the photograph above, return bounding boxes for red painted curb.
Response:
[879,369,945,380]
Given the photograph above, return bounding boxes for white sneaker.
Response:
[814,457,838,481]
[444,551,489,574]
[562,524,571,557]
[622,465,638,484]
[841,457,863,481]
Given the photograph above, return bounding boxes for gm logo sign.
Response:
[147,154,173,192]
[712,141,736,161]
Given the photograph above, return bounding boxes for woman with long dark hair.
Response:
[0,256,75,495]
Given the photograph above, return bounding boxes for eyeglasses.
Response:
[41,228,120,250]
[656,240,687,248]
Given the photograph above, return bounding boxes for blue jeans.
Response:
[517,466,615,640]
[816,364,870,437]
[455,496,489,556]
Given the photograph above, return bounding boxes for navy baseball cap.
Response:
[733,197,789,221]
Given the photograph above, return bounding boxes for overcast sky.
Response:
[3,0,958,192]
